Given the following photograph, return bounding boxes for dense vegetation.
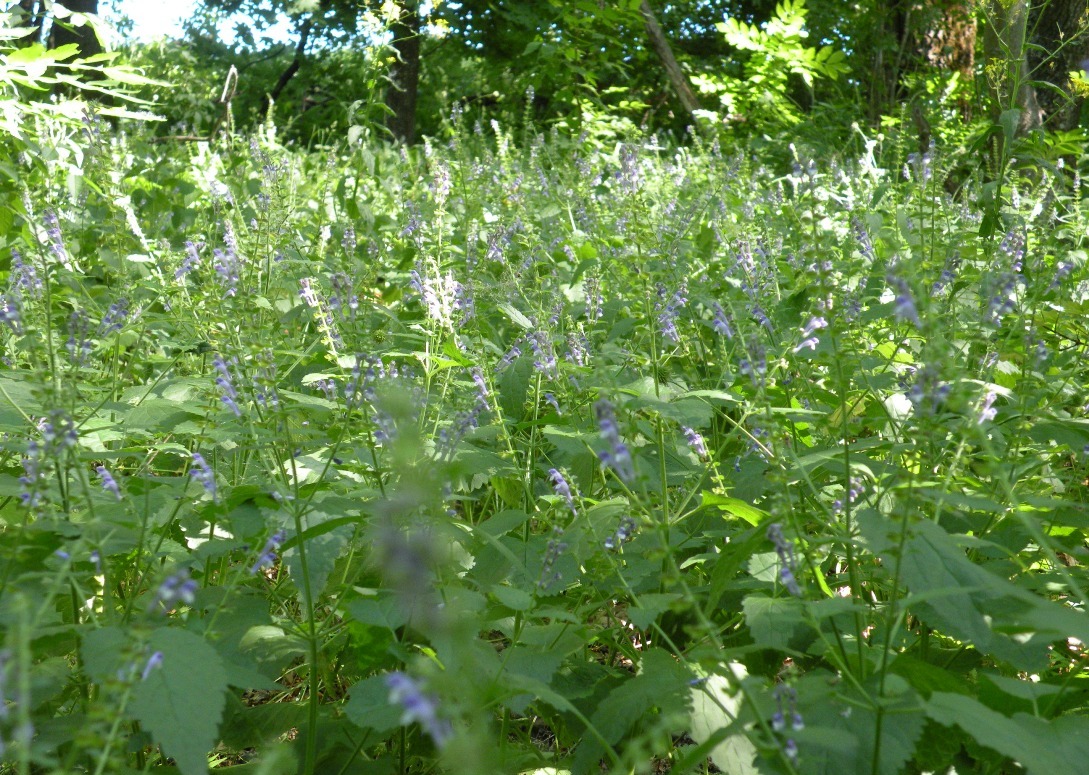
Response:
[2,1,1089,774]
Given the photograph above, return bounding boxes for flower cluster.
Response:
[176,240,201,280]
[250,530,286,575]
[20,413,79,510]
[385,672,452,748]
[604,515,637,550]
[152,568,198,613]
[410,264,472,331]
[767,523,802,597]
[595,400,635,483]
[213,354,243,417]
[213,231,242,298]
[711,301,734,339]
[189,452,217,502]
[537,527,568,591]
[771,684,804,763]
[656,283,687,343]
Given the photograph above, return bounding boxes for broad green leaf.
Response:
[344,675,403,736]
[743,595,807,651]
[858,511,1089,669]
[591,648,691,744]
[129,628,228,775]
[688,663,758,775]
[926,692,1089,774]
[702,491,767,526]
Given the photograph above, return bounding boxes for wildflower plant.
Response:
[3,84,1089,775]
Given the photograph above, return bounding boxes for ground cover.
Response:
[2,115,1089,775]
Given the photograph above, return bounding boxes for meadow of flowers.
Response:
[2,109,1089,775]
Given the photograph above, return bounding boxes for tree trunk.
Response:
[983,0,1043,135]
[1026,0,1089,131]
[49,0,102,59]
[639,0,701,117]
[265,16,313,112]
[14,0,47,47]
[386,0,420,144]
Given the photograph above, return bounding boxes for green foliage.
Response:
[692,0,847,129]
[3,58,1089,775]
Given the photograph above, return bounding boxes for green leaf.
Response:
[80,626,128,683]
[129,628,228,775]
[688,664,758,775]
[702,491,767,526]
[344,675,403,736]
[857,511,1089,670]
[926,692,1089,774]
[743,595,807,651]
[283,511,352,603]
[592,649,691,744]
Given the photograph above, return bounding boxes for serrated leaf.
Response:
[129,628,228,775]
[592,649,691,744]
[926,692,1089,774]
[344,674,403,735]
[743,595,807,651]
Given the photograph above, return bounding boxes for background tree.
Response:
[49,0,102,58]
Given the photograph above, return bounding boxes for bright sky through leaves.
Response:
[104,0,197,40]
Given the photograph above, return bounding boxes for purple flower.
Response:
[766,523,802,597]
[189,452,216,501]
[176,241,201,280]
[887,274,921,328]
[530,331,558,378]
[497,342,522,372]
[250,530,286,575]
[213,354,243,417]
[152,569,198,613]
[657,283,687,343]
[682,426,709,459]
[96,465,121,499]
[213,246,240,298]
[10,249,42,297]
[604,515,637,550]
[793,337,819,353]
[98,299,130,337]
[385,672,452,748]
[977,391,998,425]
[711,302,733,339]
[43,210,71,269]
[548,468,575,512]
[595,399,635,483]
[544,392,561,414]
[141,651,164,681]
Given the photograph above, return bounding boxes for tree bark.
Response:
[49,0,102,59]
[14,0,46,47]
[386,0,420,144]
[983,0,1043,135]
[1026,0,1089,131]
[639,0,701,117]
